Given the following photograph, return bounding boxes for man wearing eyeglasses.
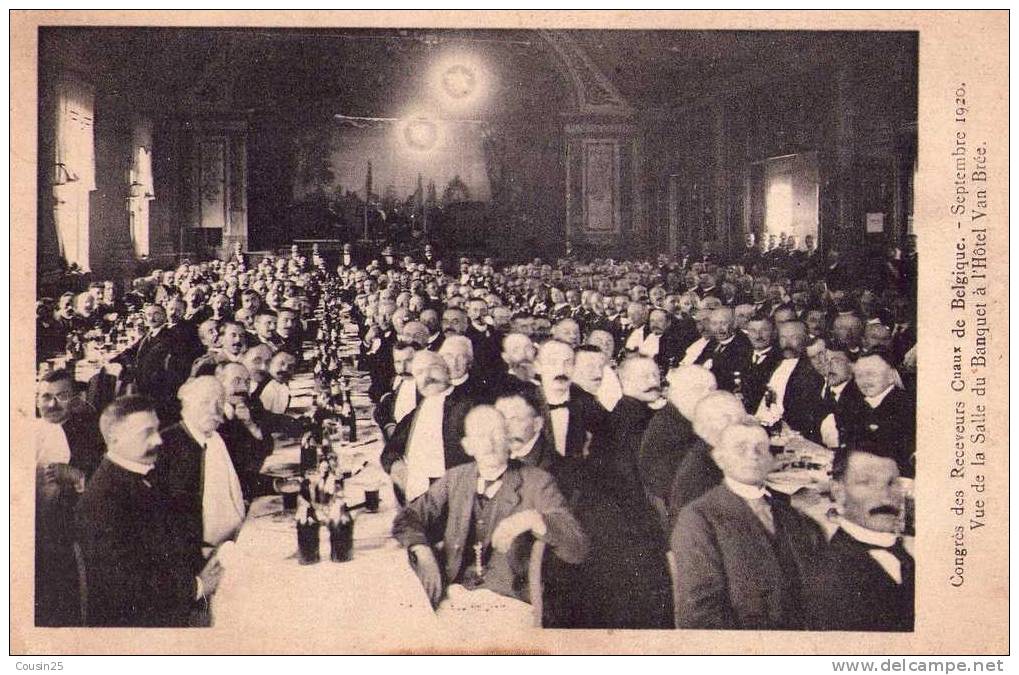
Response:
[34,369,105,626]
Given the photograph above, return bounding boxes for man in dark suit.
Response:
[114,303,183,412]
[638,364,717,520]
[215,362,274,501]
[486,332,540,402]
[464,298,501,375]
[381,351,472,505]
[533,339,610,460]
[808,345,867,447]
[741,313,782,412]
[695,307,752,392]
[671,421,826,629]
[494,389,559,475]
[373,342,420,441]
[439,335,486,403]
[667,390,749,522]
[846,350,916,477]
[752,320,824,435]
[805,443,914,631]
[75,396,223,627]
[392,405,589,607]
[34,370,105,626]
[152,377,246,578]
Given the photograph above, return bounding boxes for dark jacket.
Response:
[150,423,208,575]
[804,528,914,631]
[380,392,474,504]
[638,402,695,502]
[671,483,826,629]
[75,458,197,627]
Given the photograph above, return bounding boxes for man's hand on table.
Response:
[410,545,443,608]
[491,509,547,552]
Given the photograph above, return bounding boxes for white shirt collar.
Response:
[753,346,772,356]
[106,451,155,476]
[830,380,850,397]
[839,518,898,548]
[724,477,768,501]
[865,384,896,408]
[451,374,468,386]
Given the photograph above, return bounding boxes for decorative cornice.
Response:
[538,30,633,118]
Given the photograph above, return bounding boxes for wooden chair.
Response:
[666,550,680,629]
[72,542,88,626]
[528,539,547,627]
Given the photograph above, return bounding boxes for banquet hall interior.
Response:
[38,28,916,284]
[34,27,919,635]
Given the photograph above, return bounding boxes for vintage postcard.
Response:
[9,10,1008,656]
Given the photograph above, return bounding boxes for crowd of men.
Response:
[34,235,917,631]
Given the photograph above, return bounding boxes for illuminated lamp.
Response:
[404,118,439,151]
[441,64,477,100]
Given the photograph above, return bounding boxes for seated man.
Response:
[392,405,589,608]
[259,350,297,415]
[373,342,420,441]
[671,421,826,629]
[804,442,913,631]
[34,369,105,626]
[153,377,246,576]
[75,396,223,626]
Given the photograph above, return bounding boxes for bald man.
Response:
[153,377,246,580]
[392,405,588,608]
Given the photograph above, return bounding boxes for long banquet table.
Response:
[211,354,535,642]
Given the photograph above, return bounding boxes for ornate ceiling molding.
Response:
[538,30,633,118]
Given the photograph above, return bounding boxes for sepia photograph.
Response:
[9,10,1008,658]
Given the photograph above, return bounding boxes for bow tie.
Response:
[548,401,569,411]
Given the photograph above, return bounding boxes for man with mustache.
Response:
[580,354,674,628]
[153,377,246,585]
[215,362,273,501]
[805,442,913,631]
[808,345,867,448]
[740,313,781,413]
[34,370,105,625]
[381,351,472,505]
[589,355,662,497]
[77,396,224,626]
[695,307,752,392]
[374,342,420,441]
[754,320,824,435]
[190,320,248,378]
[671,421,825,629]
[392,405,588,609]
[533,339,608,461]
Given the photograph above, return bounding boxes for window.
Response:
[52,78,95,271]
[128,119,155,258]
[755,151,819,250]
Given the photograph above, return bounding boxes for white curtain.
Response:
[52,79,95,271]
[128,119,155,257]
